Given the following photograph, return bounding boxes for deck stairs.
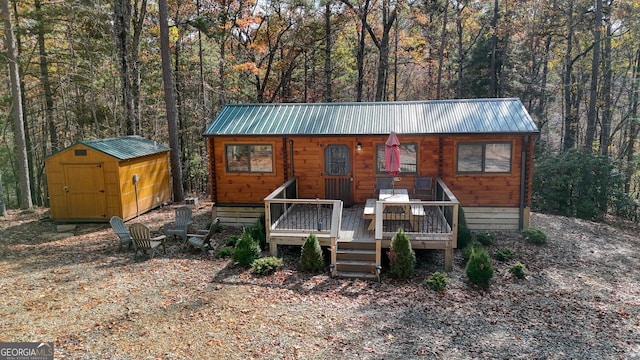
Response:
[333,239,380,281]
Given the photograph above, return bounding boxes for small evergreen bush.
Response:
[457,207,472,248]
[300,234,325,273]
[247,218,267,250]
[508,262,526,279]
[251,256,283,275]
[232,231,261,267]
[388,228,416,279]
[226,235,239,247]
[424,271,449,292]
[215,246,234,259]
[522,227,547,245]
[476,232,495,246]
[494,247,514,261]
[462,241,483,264]
[466,246,494,285]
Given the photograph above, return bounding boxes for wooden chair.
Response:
[187,218,219,255]
[109,216,132,250]
[413,176,434,200]
[375,177,394,195]
[164,206,193,244]
[129,223,167,259]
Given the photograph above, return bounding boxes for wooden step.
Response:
[336,248,376,262]
[334,271,379,281]
[336,240,376,251]
[335,259,377,273]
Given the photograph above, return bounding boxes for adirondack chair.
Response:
[187,218,219,255]
[109,216,132,250]
[164,206,193,244]
[129,223,167,259]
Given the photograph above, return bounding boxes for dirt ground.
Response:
[1,203,639,359]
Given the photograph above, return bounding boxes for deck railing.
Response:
[373,178,459,270]
[264,177,342,244]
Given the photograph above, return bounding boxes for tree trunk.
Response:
[159,0,184,202]
[34,0,58,153]
[489,0,499,98]
[624,48,640,193]
[562,0,576,150]
[585,0,602,150]
[2,0,32,209]
[131,0,147,135]
[355,0,370,102]
[599,21,612,157]
[436,0,449,100]
[113,0,135,134]
[372,0,396,102]
[0,173,5,216]
[324,1,333,102]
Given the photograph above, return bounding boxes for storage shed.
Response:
[45,136,171,222]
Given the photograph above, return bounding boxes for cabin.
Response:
[204,99,539,279]
[45,136,171,222]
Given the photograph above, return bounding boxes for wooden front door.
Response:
[63,163,107,219]
[323,144,353,205]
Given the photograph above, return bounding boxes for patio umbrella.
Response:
[385,131,401,192]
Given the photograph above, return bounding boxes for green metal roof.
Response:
[204,98,539,136]
[79,136,169,160]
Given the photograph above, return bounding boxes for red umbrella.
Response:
[385,131,401,177]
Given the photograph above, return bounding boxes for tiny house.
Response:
[45,136,171,222]
[204,98,539,231]
[205,99,539,275]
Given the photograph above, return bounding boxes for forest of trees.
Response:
[1,0,639,217]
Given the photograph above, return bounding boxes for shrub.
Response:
[532,149,627,220]
[300,234,325,273]
[388,228,416,279]
[494,247,514,261]
[466,246,494,285]
[508,262,526,279]
[476,232,495,246]
[247,219,267,250]
[251,256,283,275]
[522,227,547,245]
[232,231,261,267]
[226,235,239,247]
[462,241,483,264]
[424,271,449,292]
[457,207,472,248]
[215,246,234,259]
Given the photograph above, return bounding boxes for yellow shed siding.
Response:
[45,143,170,222]
[118,153,171,220]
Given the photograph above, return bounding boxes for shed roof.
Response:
[204,98,539,136]
[73,136,169,160]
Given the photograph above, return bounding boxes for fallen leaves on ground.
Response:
[1,204,640,359]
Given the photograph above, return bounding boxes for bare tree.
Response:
[158,0,184,202]
[585,0,603,150]
[2,0,32,209]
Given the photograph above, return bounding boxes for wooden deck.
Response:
[271,203,451,243]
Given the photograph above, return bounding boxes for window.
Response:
[457,142,512,173]
[225,144,273,173]
[74,149,87,156]
[376,143,417,174]
[325,145,350,176]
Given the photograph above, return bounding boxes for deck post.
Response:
[444,246,453,272]
[269,242,278,257]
